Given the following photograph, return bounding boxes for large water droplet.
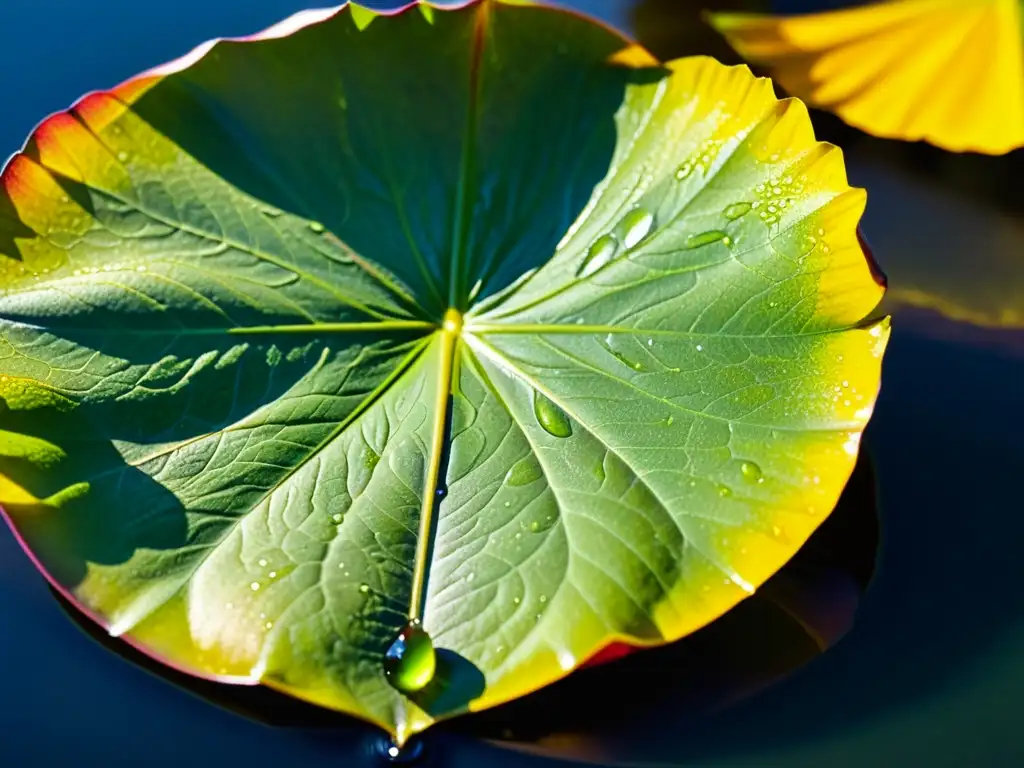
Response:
[621,208,654,249]
[384,620,436,694]
[506,457,543,487]
[577,234,618,277]
[308,221,326,234]
[685,230,730,249]
[723,202,752,220]
[533,391,572,438]
[740,461,763,483]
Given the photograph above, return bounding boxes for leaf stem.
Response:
[408,308,461,621]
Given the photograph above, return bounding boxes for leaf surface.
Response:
[0,0,887,741]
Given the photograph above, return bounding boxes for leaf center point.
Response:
[441,308,463,336]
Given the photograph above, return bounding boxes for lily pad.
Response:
[708,0,1024,155]
[0,0,887,743]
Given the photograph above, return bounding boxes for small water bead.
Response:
[620,208,654,249]
[264,621,274,630]
[505,457,543,487]
[260,206,282,218]
[577,234,618,277]
[117,151,129,163]
[384,621,436,695]
[467,572,476,583]
[685,230,730,249]
[662,415,675,427]
[269,571,278,579]
[258,558,268,568]
[359,583,370,594]
[528,514,556,533]
[250,582,261,592]
[740,461,764,484]
[308,221,325,234]
[533,390,572,438]
[718,485,732,498]
[723,202,752,220]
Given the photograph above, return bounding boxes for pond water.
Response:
[1,0,1022,765]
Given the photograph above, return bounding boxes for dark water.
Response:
[1,0,1023,765]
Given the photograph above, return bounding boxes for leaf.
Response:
[708,0,1024,155]
[0,0,887,743]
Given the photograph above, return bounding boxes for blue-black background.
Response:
[1,1,1022,766]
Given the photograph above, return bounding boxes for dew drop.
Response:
[533,391,572,438]
[260,206,282,218]
[308,221,325,234]
[662,414,675,427]
[117,151,129,163]
[250,581,261,592]
[718,485,732,498]
[684,230,733,250]
[723,202,752,220]
[740,461,763,484]
[467,572,476,583]
[577,234,618,277]
[384,620,436,694]
[360,583,370,594]
[505,457,542,487]
[621,208,654,249]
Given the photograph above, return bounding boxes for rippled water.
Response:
[1,0,1022,765]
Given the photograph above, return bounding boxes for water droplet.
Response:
[718,485,732,498]
[257,558,268,568]
[533,391,572,438]
[528,515,556,534]
[331,513,343,524]
[685,230,729,249]
[260,206,282,218]
[695,344,704,352]
[384,620,436,694]
[264,621,274,630]
[662,414,675,427]
[513,596,521,605]
[360,583,370,594]
[539,595,547,603]
[467,572,476,583]
[250,581,261,591]
[308,221,325,234]
[740,461,763,484]
[117,151,129,163]
[505,457,543,487]
[577,234,618,277]
[621,208,654,249]
[723,202,752,220]
[675,163,693,180]
[268,571,277,579]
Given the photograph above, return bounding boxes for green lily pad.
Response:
[0,0,887,743]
